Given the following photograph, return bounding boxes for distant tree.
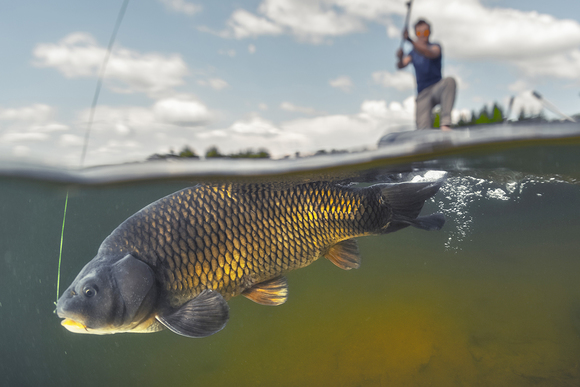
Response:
[536,109,548,122]
[229,149,271,159]
[469,110,477,125]
[178,146,199,159]
[475,106,491,125]
[205,146,224,158]
[490,103,504,123]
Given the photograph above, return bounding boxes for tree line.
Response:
[433,101,555,128]
[148,146,271,161]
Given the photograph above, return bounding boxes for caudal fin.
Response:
[378,178,446,233]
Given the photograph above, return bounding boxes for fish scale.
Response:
[102,182,384,307]
[57,178,445,337]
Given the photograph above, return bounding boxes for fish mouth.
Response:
[61,318,89,333]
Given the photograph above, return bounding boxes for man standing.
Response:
[397,19,456,130]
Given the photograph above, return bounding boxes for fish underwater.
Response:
[56,178,445,338]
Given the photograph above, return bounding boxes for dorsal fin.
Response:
[324,239,361,270]
[242,276,288,306]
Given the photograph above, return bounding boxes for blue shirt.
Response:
[410,43,442,94]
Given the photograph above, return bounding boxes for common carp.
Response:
[56,179,445,338]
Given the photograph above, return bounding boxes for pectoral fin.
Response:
[324,239,361,270]
[156,290,229,338]
[242,276,288,306]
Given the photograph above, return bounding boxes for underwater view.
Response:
[1,126,580,387]
[3,1,580,386]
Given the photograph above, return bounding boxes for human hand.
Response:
[396,48,403,59]
[403,29,409,41]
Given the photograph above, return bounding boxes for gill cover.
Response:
[112,254,157,326]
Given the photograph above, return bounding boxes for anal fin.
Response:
[324,239,361,270]
[242,276,288,306]
[156,289,229,338]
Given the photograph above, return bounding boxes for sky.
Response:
[1,0,579,167]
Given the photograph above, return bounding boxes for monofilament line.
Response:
[56,0,130,306]
[79,0,130,168]
[55,191,69,306]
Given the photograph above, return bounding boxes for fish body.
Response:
[56,180,445,338]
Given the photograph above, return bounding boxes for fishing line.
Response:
[80,0,130,168]
[55,0,130,306]
[55,191,68,305]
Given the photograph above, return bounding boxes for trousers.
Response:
[416,77,456,129]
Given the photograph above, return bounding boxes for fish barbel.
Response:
[56,179,445,338]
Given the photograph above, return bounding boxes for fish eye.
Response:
[83,285,98,298]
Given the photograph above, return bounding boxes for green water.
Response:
[1,142,580,386]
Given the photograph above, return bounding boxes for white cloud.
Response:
[158,0,202,15]
[386,23,401,39]
[415,2,580,60]
[278,99,413,152]
[1,132,49,143]
[222,0,392,43]
[65,100,213,165]
[59,133,84,147]
[73,97,210,130]
[511,49,580,81]
[215,0,580,81]
[196,97,414,157]
[229,115,281,137]
[248,44,257,54]
[0,96,415,166]
[153,98,211,125]
[33,33,189,97]
[198,78,229,90]
[372,70,414,91]
[226,9,284,39]
[0,104,71,164]
[208,78,229,90]
[329,75,353,92]
[280,102,324,115]
[258,103,268,110]
[508,79,530,93]
[0,104,53,122]
[409,1,580,80]
[74,97,212,138]
[256,0,367,43]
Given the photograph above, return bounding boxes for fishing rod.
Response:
[532,90,576,122]
[504,96,515,123]
[400,0,414,50]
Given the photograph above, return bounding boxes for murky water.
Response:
[1,128,580,386]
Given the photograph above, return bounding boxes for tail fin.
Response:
[377,179,445,233]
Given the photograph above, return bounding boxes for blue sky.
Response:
[1,0,579,166]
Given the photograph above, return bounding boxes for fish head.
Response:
[56,254,158,334]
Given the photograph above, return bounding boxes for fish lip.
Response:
[60,318,89,332]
